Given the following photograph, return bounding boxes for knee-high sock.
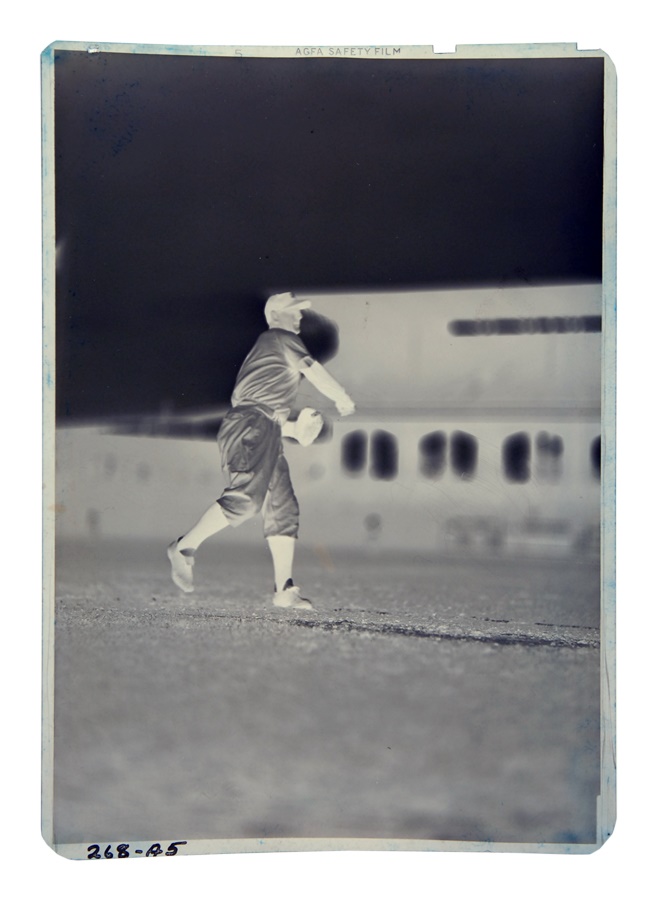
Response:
[178,502,229,551]
[267,535,296,591]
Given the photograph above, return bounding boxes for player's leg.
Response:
[177,502,230,551]
[167,503,229,593]
[266,534,295,594]
[263,455,313,610]
[168,409,280,593]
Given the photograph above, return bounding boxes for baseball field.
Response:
[50,539,601,851]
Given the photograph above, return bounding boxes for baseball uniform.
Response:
[216,328,313,536]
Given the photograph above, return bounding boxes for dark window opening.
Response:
[590,436,601,480]
[364,513,382,541]
[136,461,151,483]
[103,453,117,478]
[370,430,398,481]
[419,431,447,479]
[448,315,602,336]
[451,431,478,479]
[341,430,367,475]
[535,431,564,481]
[503,432,531,483]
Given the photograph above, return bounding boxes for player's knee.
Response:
[265,525,299,540]
[219,493,263,525]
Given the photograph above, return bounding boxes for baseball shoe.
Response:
[167,540,195,593]
[273,579,314,610]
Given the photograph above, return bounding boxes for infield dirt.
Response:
[51,540,601,847]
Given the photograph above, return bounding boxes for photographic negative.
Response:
[42,42,615,856]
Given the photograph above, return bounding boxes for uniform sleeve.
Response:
[280,331,314,371]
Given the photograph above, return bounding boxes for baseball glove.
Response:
[295,408,324,446]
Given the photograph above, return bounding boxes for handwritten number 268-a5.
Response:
[86,841,187,859]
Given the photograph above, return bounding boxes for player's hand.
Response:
[335,396,356,417]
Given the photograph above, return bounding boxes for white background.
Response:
[3,4,655,896]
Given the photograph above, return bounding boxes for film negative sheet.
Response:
[42,41,616,858]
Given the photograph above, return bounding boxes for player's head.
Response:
[264,292,311,334]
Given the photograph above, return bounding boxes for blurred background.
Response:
[56,284,601,556]
[50,49,604,558]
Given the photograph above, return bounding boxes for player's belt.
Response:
[234,403,290,427]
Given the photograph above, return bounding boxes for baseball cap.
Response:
[264,292,312,323]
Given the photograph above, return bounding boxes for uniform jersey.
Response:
[218,327,310,537]
[231,328,313,414]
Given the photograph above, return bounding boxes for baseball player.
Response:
[167,291,356,610]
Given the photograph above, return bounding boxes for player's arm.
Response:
[300,360,356,416]
[281,421,298,439]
